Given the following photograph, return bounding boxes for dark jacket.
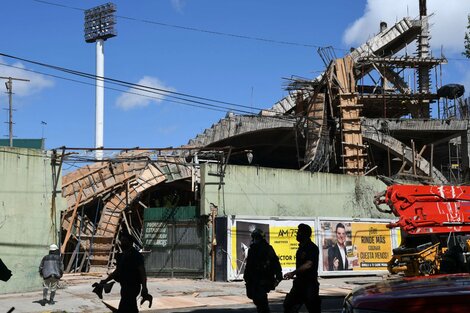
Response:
[327,244,348,271]
[244,239,282,291]
[115,247,144,287]
[39,251,63,279]
[295,239,319,284]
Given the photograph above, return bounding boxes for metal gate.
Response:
[142,207,207,278]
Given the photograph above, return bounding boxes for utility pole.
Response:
[1,76,30,147]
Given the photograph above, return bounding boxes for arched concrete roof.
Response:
[184,114,296,148]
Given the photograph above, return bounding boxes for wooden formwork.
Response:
[303,93,328,169]
[334,56,365,175]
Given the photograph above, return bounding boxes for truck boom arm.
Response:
[375,185,470,234]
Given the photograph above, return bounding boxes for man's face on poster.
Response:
[336,226,346,246]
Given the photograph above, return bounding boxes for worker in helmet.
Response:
[39,244,64,306]
[244,228,283,313]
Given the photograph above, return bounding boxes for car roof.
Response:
[348,273,470,312]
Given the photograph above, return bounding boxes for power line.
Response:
[0,61,256,115]
[0,52,264,111]
[0,52,279,115]
[33,0,347,52]
[31,0,470,61]
[0,53,298,121]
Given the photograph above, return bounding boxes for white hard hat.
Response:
[49,244,59,251]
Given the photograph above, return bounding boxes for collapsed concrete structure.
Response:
[59,1,469,275]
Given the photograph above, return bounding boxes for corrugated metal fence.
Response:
[142,207,207,278]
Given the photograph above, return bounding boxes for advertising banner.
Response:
[225,216,398,280]
[228,218,315,280]
[320,219,396,273]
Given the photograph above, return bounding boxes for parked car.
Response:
[342,273,470,313]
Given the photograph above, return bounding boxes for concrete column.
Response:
[461,129,470,182]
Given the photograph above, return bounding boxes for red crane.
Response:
[376,185,470,234]
[375,185,470,276]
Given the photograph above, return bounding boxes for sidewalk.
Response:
[0,274,383,313]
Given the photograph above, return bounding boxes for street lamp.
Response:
[84,2,117,160]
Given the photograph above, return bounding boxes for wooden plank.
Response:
[65,243,80,273]
[61,186,83,255]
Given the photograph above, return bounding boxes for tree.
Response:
[464,14,470,58]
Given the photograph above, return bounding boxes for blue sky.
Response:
[0,0,469,150]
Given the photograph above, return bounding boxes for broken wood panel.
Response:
[304,93,326,163]
[135,164,166,190]
[62,163,108,187]
[97,188,136,236]
[62,153,150,207]
[61,187,83,254]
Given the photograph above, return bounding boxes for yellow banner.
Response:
[351,223,392,270]
[230,221,315,273]
[270,226,308,268]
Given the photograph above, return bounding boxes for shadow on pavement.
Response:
[162,295,344,313]
[31,299,46,307]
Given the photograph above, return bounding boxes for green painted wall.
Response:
[0,147,64,294]
[201,164,390,219]
[0,138,44,149]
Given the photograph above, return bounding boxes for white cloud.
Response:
[171,0,185,13]
[116,76,175,110]
[0,57,54,97]
[343,0,470,55]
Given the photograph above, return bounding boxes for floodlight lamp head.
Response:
[84,2,117,43]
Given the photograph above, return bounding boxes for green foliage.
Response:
[464,14,470,58]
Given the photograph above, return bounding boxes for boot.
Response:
[41,288,48,306]
[49,291,56,305]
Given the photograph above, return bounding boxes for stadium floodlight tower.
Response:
[84,2,117,160]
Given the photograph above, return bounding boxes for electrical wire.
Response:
[0,52,302,119]
[0,61,252,115]
[34,0,470,61]
[33,0,347,52]
[0,52,302,122]
[0,52,267,113]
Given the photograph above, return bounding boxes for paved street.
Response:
[154,296,345,313]
[0,274,383,313]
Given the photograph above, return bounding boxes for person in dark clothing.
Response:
[99,232,150,313]
[283,224,321,313]
[39,244,64,306]
[328,223,349,271]
[244,228,283,313]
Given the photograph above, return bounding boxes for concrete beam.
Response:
[363,118,468,133]
[362,127,448,184]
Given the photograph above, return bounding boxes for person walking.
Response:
[39,244,63,306]
[244,228,283,313]
[98,231,151,313]
[283,223,321,313]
